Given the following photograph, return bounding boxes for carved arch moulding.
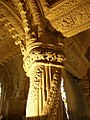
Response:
[0,0,26,45]
[0,65,13,99]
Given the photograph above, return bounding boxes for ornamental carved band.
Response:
[23,43,65,77]
[46,0,90,37]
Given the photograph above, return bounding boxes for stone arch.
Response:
[0,0,25,44]
[0,65,13,100]
[2,59,20,100]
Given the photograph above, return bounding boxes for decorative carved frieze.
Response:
[46,0,90,37]
[47,0,85,17]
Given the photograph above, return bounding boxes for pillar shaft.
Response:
[23,43,65,120]
[62,70,90,119]
[18,1,65,119]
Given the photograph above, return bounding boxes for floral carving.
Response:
[23,46,65,74]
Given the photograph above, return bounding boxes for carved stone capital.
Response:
[23,43,65,77]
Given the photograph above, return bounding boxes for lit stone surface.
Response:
[0,0,90,120]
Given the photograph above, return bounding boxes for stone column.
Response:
[62,70,90,120]
[0,86,4,116]
[21,42,65,120]
[12,0,65,119]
